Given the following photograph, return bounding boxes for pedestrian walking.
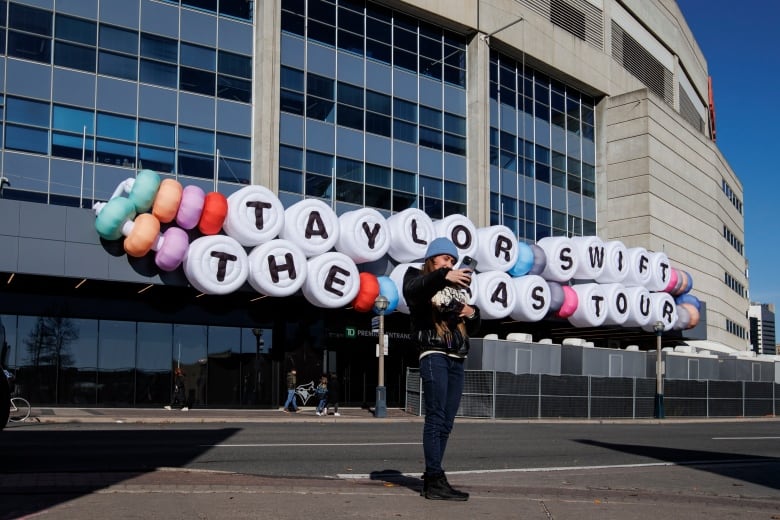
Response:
[326,372,341,416]
[314,375,328,416]
[283,369,298,412]
[164,367,188,411]
[403,237,481,501]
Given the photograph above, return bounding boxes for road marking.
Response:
[203,442,421,447]
[711,436,780,440]
[337,459,776,480]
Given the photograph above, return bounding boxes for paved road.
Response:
[2,408,779,519]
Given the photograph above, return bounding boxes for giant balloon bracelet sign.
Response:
[93,170,701,332]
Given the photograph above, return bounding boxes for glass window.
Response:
[279,168,303,193]
[52,132,94,160]
[141,33,178,63]
[365,163,390,186]
[136,322,172,406]
[338,28,363,55]
[306,96,335,122]
[138,145,175,172]
[281,10,305,37]
[444,113,465,135]
[140,59,178,88]
[306,150,333,175]
[54,41,96,72]
[336,103,363,130]
[98,51,138,80]
[309,0,335,25]
[53,105,93,134]
[339,5,364,35]
[393,169,416,192]
[337,82,363,108]
[99,25,138,54]
[281,66,304,91]
[336,157,363,181]
[279,145,303,170]
[218,50,251,78]
[393,98,416,122]
[308,19,335,46]
[365,112,390,137]
[139,120,175,147]
[178,151,214,179]
[5,124,48,154]
[220,0,253,20]
[9,3,52,36]
[306,172,332,198]
[365,38,390,63]
[56,14,96,45]
[419,127,441,150]
[183,0,218,12]
[172,324,208,407]
[97,320,136,405]
[218,75,251,102]
[7,31,51,63]
[97,113,136,141]
[179,126,215,153]
[96,139,136,166]
[281,89,305,115]
[180,67,215,95]
[336,179,363,204]
[218,157,250,184]
[7,97,50,126]
[308,73,334,100]
[393,120,416,143]
[420,106,441,130]
[366,90,391,115]
[365,185,390,210]
[216,132,250,159]
[181,42,216,71]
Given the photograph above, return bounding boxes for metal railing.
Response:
[406,369,779,419]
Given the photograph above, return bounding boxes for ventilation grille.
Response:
[517,0,604,50]
[678,85,704,133]
[611,21,673,106]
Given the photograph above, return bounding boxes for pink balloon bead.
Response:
[155,227,190,272]
[176,185,206,230]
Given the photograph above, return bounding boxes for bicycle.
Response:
[9,396,31,423]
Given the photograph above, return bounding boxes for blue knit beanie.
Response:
[425,237,459,261]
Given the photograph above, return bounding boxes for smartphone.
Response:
[459,255,477,272]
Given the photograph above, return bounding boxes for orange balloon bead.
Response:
[124,213,160,257]
[152,179,183,223]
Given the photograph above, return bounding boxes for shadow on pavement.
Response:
[370,469,423,495]
[576,439,780,490]
[0,427,241,520]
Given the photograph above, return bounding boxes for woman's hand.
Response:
[444,267,473,288]
[459,303,477,319]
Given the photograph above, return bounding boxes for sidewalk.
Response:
[24,405,419,424]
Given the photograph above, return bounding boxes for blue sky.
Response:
[676,1,780,311]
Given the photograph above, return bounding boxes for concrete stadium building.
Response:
[0,0,748,408]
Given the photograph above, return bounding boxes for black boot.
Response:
[441,473,469,500]
[423,473,468,501]
[420,473,428,497]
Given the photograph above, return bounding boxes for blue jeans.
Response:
[420,353,465,476]
[283,389,297,410]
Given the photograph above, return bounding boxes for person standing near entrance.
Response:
[283,369,298,412]
[403,237,481,501]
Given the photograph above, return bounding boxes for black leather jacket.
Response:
[402,266,481,357]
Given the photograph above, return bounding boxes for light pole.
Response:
[653,320,665,419]
[374,295,389,418]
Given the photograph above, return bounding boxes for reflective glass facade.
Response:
[489,50,597,241]
[279,0,469,218]
[1,313,273,407]
[0,0,253,207]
